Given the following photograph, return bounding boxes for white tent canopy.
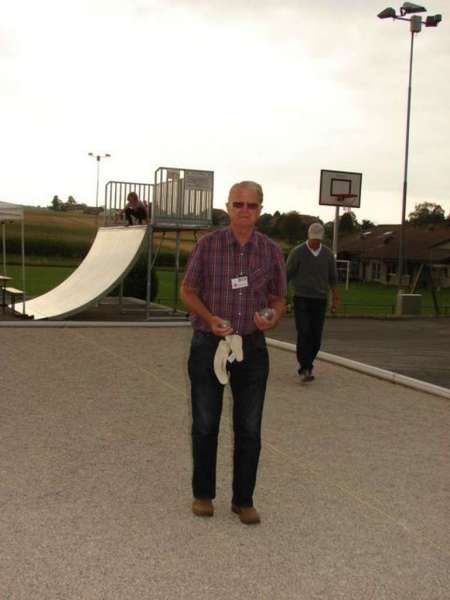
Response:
[0,201,24,222]
[0,201,26,314]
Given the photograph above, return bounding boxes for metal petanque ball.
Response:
[258,308,274,321]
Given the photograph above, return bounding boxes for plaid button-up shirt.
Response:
[183,227,287,335]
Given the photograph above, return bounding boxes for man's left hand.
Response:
[254,310,278,331]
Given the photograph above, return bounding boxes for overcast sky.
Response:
[1,0,449,224]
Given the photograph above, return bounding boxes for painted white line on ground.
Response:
[266,337,450,401]
[2,321,447,398]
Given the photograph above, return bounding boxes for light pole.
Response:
[88,152,111,226]
[378,3,441,300]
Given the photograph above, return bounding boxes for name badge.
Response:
[231,276,248,290]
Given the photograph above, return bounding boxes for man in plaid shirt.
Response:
[181,180,287,525]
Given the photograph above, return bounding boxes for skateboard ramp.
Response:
[15,226,147,320]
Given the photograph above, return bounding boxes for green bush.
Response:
[111,253,159,301]
[154,249,189,268]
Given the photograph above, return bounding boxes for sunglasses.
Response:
[231,201,261,210]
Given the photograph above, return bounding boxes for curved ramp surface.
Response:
[16,226,147,320]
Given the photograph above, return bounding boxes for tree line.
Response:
[48,195,449,246]
[48,195,102,215]
[256,201,449,245]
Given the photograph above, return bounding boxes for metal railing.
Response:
[153,167,213,229]
[103,181,154,226]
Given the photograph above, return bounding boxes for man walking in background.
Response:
[286,222,338,383]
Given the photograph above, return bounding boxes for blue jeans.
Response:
[188,330,269,507]
[293,296,327,372]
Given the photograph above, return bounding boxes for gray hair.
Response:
[228,181,264,204]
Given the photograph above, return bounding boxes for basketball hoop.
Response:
[319,170,362,208]
[331,193,357,203]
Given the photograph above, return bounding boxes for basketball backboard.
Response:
[319,169,362,208]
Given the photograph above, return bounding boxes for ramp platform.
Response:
[14,225,147,320]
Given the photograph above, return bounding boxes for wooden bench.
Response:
[0,275,12,310]
[5,287,24,313]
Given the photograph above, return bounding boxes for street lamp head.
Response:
[378,7,397,18]
[88,152,111,159]
[410,14,422,32]
[425,14,442,27]
[400,2,426,16]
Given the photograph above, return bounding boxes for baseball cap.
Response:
[308,222,324,240]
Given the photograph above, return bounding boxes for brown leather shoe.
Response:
[232,504,261,525]
[192,498,214,517]
[301,370,315,383]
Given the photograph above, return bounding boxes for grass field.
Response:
[4,265,76,298]
[5,264,448,317]
[341,282,449,315]
[3,208,204,260]
[4,265,181,305]
[3,208,97,258]
[2,209,449,316]
[4,208,293,261]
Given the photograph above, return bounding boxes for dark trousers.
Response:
[125,206,146,225]
[293,296,327,372]
[188,330,269,507]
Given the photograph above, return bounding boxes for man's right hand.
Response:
[210,316,234,337]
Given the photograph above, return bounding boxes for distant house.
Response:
[337,224,450,288]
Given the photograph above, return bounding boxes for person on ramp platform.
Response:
[181,180,287,525]
[122,192,148,226]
